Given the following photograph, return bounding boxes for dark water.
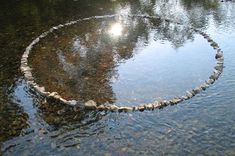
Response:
[0,0,235,155]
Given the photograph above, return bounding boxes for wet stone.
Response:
[182,95,189,100]
[97,105,106,111]
[206,79,215,85]
[210,73,220,80]
[109,105,119,111]
[59,98,68,104]
[118,107,132,112]
[216,52,223,59]
[145,103,154,110]
[193,87,202,94]
[153,102,161,109]
[214,64,223,72]
[200,83,210,90]
[68,100,77,106]
[186,91,193,98]
[170,98,183,105]
[49,92,59,97]
[84,100,97,110]
[137,106,145,112]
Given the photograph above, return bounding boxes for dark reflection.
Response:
[0,82,28,142]
[0,0,230,152]
[0,101,28,142]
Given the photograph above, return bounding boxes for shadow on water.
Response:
[1,0,235,155]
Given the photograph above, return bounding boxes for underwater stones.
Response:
[84,100,97,110]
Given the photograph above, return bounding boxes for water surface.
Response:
[1,0,235,155]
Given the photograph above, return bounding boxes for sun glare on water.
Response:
[109,23,123,37]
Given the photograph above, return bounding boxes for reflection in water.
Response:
[29,15,214,106]
[1,0,235,155]
[109,23,123,37]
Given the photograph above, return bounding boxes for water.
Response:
[1,0,235,155]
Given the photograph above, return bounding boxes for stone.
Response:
[217,57,224,62]
[211,42,218,47]
[21,66,31,72]
[207,38,213,42]
[118,106,132,112]
[132,106,138,111]
[206,78,215,85]
[138,106,145,112]
[214,64,223,72]
[193,87,202,94]
[215,51,223,59]
[84,100,97,110]
[210,72,220,80]
[59,98,68,104]
[181,95,189,100]
[109,105,119,111]
[34,86,45,94]
[153,102,161,109]
[170,98,182,105]
[97,105,106,111]
[49,92,59,97]
[186,91,193,98]
[145,103,154,110]
[68,100,77,106]
[200,83,209,90]
[162,100,170,106]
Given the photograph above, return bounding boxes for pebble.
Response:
[84,100,97,110]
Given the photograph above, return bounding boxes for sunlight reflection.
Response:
[109,23,123,37]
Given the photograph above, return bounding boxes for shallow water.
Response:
[29,16,215,106]
[1,0,235,155]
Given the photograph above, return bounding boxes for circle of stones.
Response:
[21,14,224,112]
